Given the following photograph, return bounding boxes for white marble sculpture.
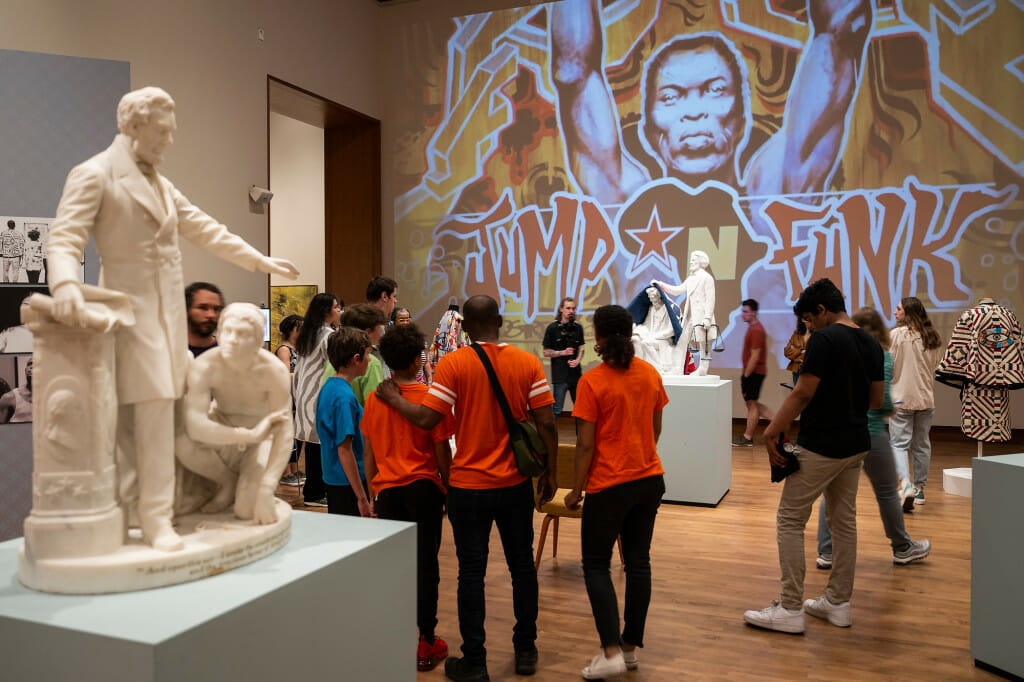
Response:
[632,285,688,375]
[653,250,718,376]
[176,303,293,524]
[18,87,298,594]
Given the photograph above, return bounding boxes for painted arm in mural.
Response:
[550,0,649,204]
[745,0,873,197]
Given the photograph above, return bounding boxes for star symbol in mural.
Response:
[624,205,684,276]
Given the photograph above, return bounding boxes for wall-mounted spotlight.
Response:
[249,185,273,203]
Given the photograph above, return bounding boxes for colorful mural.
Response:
[392,0,1024,368]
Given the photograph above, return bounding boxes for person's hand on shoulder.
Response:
[375,378,401,405]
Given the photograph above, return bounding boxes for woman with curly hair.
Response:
[890,296,943,508]
[565,304,667,679]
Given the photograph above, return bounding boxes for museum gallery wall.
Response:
[0,49,127,541]
[386,1,1022,398]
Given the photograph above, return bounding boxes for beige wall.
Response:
[0,0,381,305]
[269,112,325,291]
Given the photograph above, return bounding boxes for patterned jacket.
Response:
[935,300,1024,390]
[935,299,1024,442]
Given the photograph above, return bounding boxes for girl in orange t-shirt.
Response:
[565,304,667,680]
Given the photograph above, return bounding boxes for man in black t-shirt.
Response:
[542,297,585,418]
[744,279,883,634]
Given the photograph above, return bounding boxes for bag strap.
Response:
[470,343,520,433]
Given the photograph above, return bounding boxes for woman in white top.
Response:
[293,293,342,507]
[889,296,943,508]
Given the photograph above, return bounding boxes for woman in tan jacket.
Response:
[890,297,943,509]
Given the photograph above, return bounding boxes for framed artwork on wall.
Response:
[269,284,318,350]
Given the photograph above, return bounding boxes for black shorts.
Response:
[741,373,766,402]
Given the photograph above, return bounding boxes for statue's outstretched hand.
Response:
[259,257,299,280]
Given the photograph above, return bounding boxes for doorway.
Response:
[267,76,381,304]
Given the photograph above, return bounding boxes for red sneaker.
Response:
[417,635,448,671]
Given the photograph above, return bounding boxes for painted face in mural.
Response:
[649,47,741,181]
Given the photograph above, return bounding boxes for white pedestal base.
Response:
[942,467,972,498]
[19,499,292,594]
[659,379,732,505]
[0,510,416,681]
[972,454,1024,679]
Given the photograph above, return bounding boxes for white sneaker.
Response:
[622,649,638,671]
[901,485,917,512]
[803,596,852,627]
[743,600,805,633]
[893,539,931,565]
[582,651,627,680]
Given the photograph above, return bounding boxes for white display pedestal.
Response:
[943,467,972,497]
[0,511,416,682]
[971,453,1024,679]
[659,378,732,506]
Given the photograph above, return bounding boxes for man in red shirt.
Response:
[733,299,775,446]
[377,295,558,682]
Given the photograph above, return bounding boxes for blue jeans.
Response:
[446,479,538,665]
[551,381,577,418]
[818,429,913,555]
[890,408,934,488]
[581,475,665,648]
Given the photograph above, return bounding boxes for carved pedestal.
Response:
[20,297,127,563]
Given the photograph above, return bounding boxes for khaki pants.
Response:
[777,445,866,609]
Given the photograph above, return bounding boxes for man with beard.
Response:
[543,297,585,420]
[186,281,224,357]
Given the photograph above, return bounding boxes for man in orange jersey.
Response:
[377,295,558,682]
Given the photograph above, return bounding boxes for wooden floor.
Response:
[276,423,1021,681]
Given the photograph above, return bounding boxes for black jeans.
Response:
[375,479,445,639]
[581,475,665,648]
[326,478,371,516]
[447,479,538,665]
[299,441,325,501]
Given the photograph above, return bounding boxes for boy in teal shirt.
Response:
[316,326,373,516]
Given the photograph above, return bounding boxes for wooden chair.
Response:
[534,443,622,569]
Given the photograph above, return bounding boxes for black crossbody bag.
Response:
[470,344,547,477]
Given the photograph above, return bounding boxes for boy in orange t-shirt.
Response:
[362,324,455,672]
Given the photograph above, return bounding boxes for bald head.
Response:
[462,295,501,341]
